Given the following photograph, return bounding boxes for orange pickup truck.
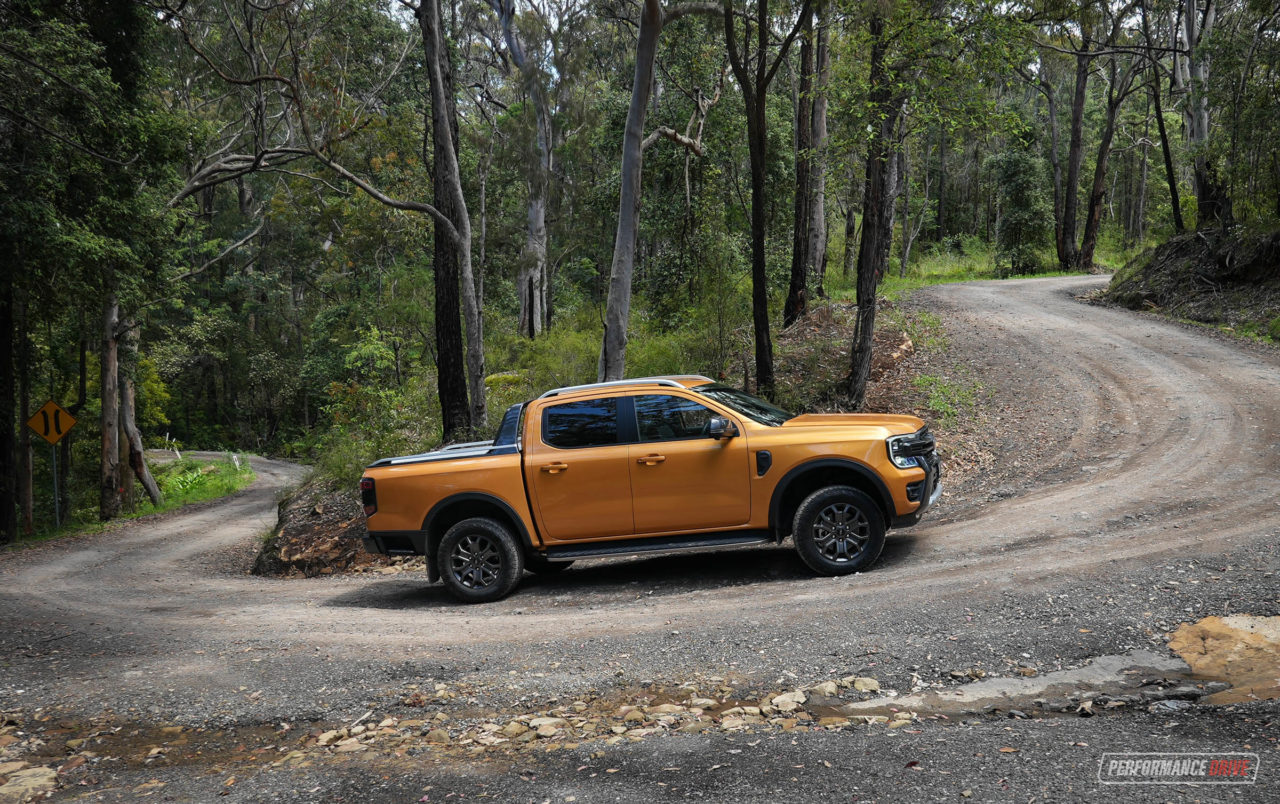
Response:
[360,376,940,602]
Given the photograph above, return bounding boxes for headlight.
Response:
[887,433,922,469]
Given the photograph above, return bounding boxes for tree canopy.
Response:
[3,0,1278,541]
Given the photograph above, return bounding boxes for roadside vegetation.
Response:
[8,454,254,547]
[1102,229,1280,344]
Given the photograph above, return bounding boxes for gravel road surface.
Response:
[1,276,1276,802]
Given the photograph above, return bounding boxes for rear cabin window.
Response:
[542,397,618,449]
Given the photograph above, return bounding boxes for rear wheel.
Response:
[792,486,885,575]
[437,518,524,603]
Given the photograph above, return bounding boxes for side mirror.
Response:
[708,416,738,440]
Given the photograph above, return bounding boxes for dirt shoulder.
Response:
[1102,228,1280,340]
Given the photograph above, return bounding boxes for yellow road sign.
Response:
[27,400,77,445]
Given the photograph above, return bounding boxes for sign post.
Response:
[26,400,77,528]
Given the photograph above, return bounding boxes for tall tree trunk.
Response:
[1151,73,1185,234]
[1142,0,1185,234]
[599,0,662,381]
[899,135,911,277]
[1133,101,1150,243]
[494,0,552,338]
[745,106,774,394]
[1035,58,1065,259]
[1179,0,1231,227]
[784,8,814,328]
[519,187,548,338]
[100,293,121,521]
[935,125,946,241]
[17,297,32,534]
[1080,61,1136,269]
[119,412,133,512]
[846,14,903,409]
[842,191,859,278]
[428,112,469,442]
[419,0,485,430]
[725,0,810,396]
[1059,36,1092,271]
[119,320,162,506]
[806,0,830,297]
[599,0,718,380]
[1079,113,1119,270]
[0,261,17,545]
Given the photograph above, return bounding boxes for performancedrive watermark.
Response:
[1098,753,1259,785]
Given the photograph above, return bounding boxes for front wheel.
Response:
[437,517,524,603]
[792,486,885,575]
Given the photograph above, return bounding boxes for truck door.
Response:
[628,394,751,533]
[524,396,635,541]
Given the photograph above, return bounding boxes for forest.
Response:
[2,0,1278,543]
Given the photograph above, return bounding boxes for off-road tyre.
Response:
[437,517,524,603]
[792,485,886,575]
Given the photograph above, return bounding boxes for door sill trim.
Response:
[542,530,773,560]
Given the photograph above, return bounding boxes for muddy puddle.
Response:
[14,718,304,774]
[1167,614,1280,705]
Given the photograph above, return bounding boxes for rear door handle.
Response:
[636,454,666,465]
[541,462,569,474]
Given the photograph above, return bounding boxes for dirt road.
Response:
[1,276,1277,802]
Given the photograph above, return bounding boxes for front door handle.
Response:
[636,454,666,465]
[541,462,569,474]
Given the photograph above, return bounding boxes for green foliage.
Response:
[985,147,1052,277]
[911,374,979,427]
[14,455,253,545]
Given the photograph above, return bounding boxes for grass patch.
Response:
[10,454,255,547]
[152,455,256,506]
[826,238,1096,303]
[911,374,979,427]
[881,307,947,352]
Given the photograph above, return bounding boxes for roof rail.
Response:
[537,376,711,399]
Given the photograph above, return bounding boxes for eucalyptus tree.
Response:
[163,0,487,436]
[784,0,832,323]
[842,0,1015,407]
[723,0,812,395]
[1139,0,1186,233]
[785,3,816,328]
[1175,0,1231,227]
[488,0,556,338]
[1078,7,1145,269]
[598,0,721,382]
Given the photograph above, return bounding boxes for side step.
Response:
[543,530,774,560]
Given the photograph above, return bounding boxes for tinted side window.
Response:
[635,395,714,442]
[542,397,618,449]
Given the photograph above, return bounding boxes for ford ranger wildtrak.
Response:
[360,376,940,602]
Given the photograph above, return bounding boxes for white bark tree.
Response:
[598,0,720,382]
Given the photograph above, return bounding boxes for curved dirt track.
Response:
[2,275,1278,723]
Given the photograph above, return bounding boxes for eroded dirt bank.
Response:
[1,276,1277,802]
